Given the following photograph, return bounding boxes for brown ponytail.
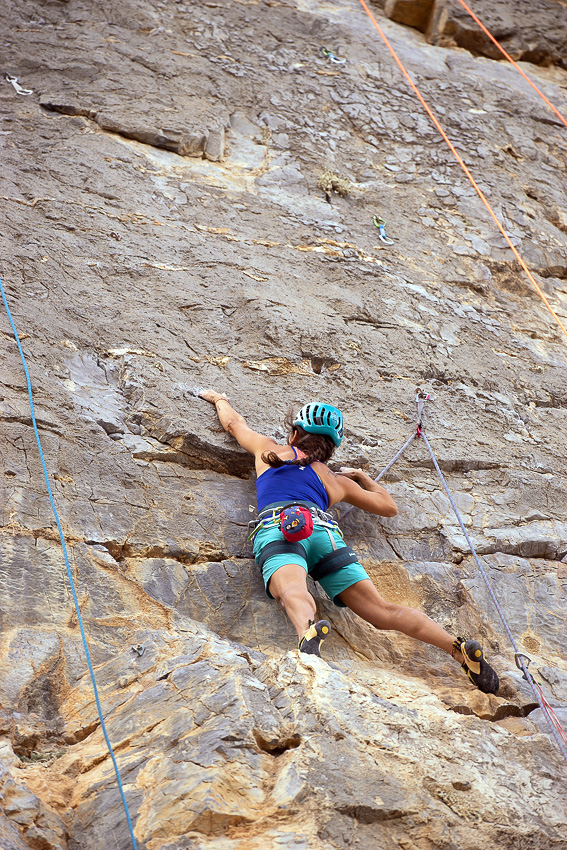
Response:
[261,414,336,469]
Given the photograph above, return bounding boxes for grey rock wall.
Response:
[1,0,566,847]
[379,0,567,68]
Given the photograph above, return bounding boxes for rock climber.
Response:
[199,390,499,694]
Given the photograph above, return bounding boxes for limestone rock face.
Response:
[380,0,567,68]
[1,0,567,847]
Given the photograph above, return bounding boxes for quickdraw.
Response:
[373,215,395,245]
[320,46,346,65]
[415,387,430,435]
[4,73,33,95]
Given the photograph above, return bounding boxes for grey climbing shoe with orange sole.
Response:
[298,619,331,657]
[453,637,499,695]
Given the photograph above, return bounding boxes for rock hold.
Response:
[40,98,226,160]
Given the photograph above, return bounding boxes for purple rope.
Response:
[421,431,567,764]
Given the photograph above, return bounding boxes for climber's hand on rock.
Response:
[199,388,228,405]
[339,468,378,490]
[338,467,364,480]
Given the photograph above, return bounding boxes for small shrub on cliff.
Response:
[317,170,352,198]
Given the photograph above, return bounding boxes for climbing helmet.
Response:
[293,402,344,447]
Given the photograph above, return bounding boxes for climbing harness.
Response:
[250,502,341,542]
[0,276,139,850]
[452,0,567,130]
[256,539,306,570]
[320,47,346,65]
[3,73,33,95]
[340,389,567,762]
[355,0,567,344]
[249,501,341,541]
[255,536,359,581]
[309,544,359,582]
[249,501,359,579]
[372,216,394,245]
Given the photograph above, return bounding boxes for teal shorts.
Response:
[252,523,369,607]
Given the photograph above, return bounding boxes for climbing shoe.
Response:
[298,619,331,657]
[452,637,499,695]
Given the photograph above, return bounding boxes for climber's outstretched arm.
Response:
[199,389,277,457]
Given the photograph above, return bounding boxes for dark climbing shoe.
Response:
[453,637,499,695]
[298,619,331,657]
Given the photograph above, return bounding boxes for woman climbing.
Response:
[199,390,499,694]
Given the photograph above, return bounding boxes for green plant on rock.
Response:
[317,170,352,198]
[20,748,67,765]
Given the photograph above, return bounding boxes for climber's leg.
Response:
[338,578,456,653]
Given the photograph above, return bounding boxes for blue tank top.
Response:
[256,448,329,511]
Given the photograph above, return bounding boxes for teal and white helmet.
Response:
[294,402,344,447]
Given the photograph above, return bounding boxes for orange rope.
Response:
[453,0,567,130]
[356,0,567,342]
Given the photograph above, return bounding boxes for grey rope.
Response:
[421,430,567,763]
[338,431,417,521]
[337,391,567,763]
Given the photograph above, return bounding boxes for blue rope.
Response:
[0,276,139,848]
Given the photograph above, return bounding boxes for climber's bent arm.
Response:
[315,464,398,517]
